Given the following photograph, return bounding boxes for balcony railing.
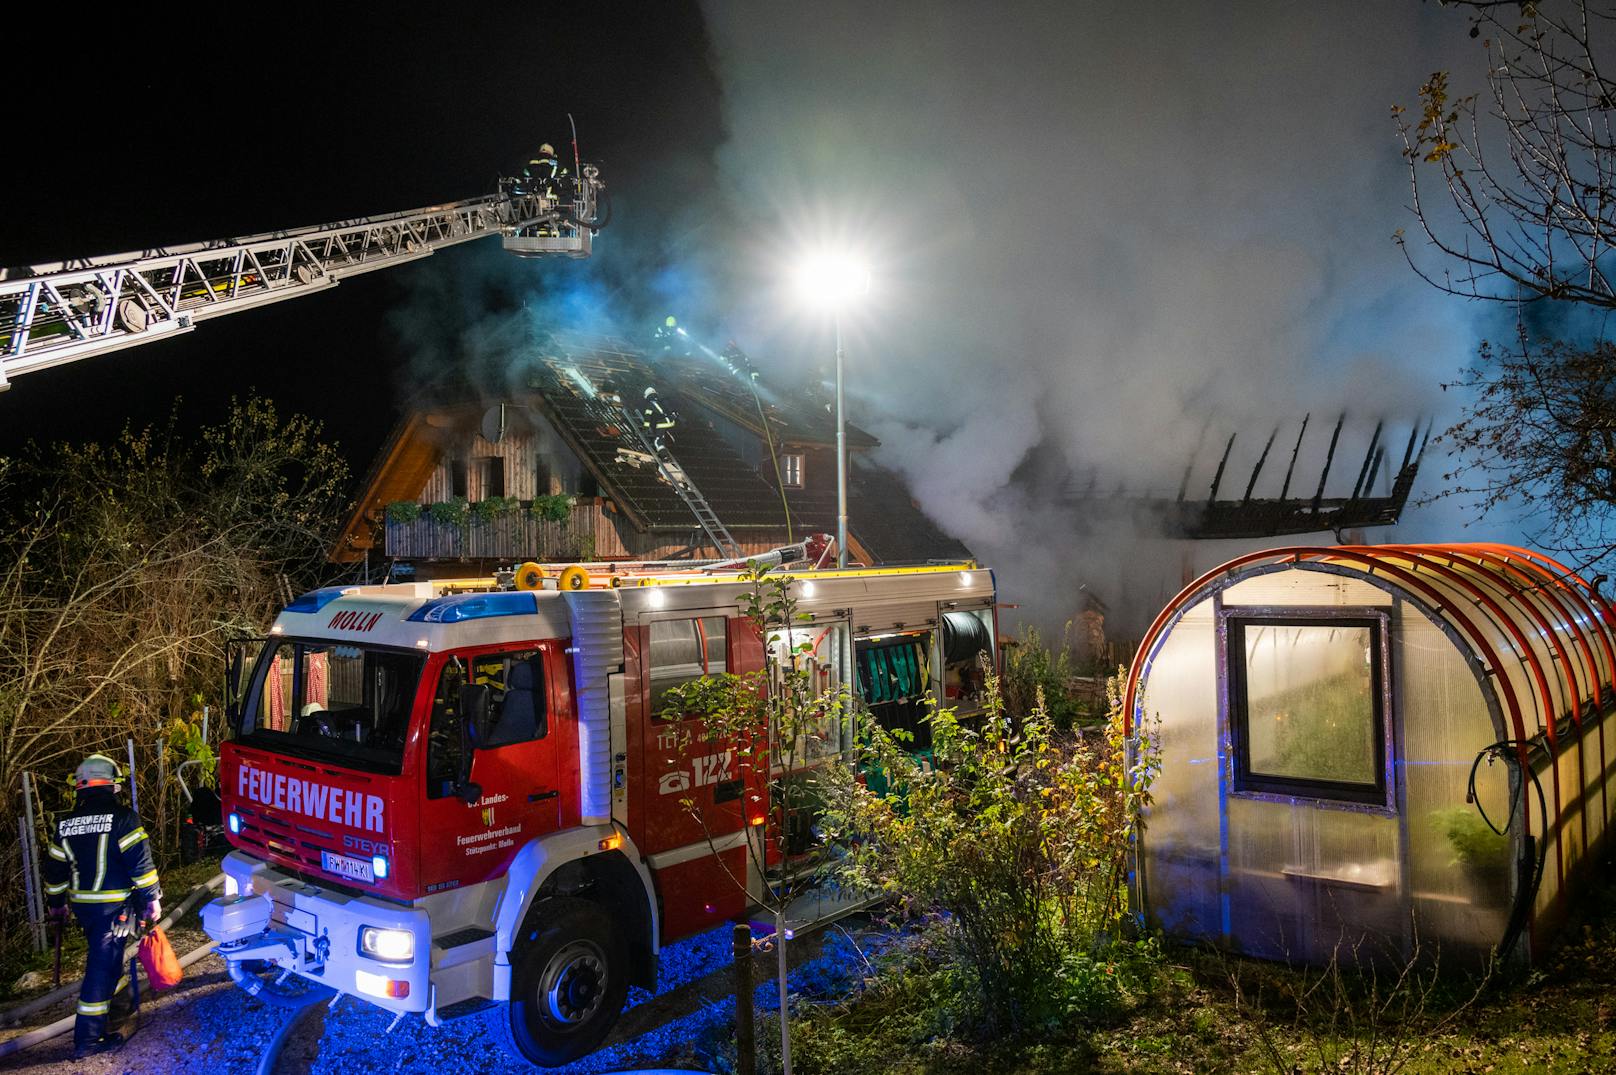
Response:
[384,498,633,561]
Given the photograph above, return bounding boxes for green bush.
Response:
[823,668,1160,1035]
[530,493,573,523]
[470,496,520,525]
[1430,806,1510,869]
[385,500,422,524]
[426,498,468,526]
[1002,624,1087,729]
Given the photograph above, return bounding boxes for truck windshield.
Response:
[236,639,425,775]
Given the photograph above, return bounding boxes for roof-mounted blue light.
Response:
[285,586,354,614]
[407,591,539,624]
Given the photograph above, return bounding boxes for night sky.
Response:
[0,3,1541,624]
[0,3,725,462]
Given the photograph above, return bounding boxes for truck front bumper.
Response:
[202,851,430,1014]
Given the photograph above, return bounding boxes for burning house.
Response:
[330,332,970,576]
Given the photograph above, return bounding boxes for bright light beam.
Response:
[792,251,872,311]
[789,247,872,569]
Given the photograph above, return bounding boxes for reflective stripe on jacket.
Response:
[40,787,160,909]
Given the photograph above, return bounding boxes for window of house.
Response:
[577,471,599,498]
[781,453,804,488]
[476,456,505,499]
[1228,616,1386,805]
[450,457,468,500]
[426,649,547,799]
[534,456,554,497]
[647,617,729,720]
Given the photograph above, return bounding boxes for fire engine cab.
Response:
[200,551,997,1065]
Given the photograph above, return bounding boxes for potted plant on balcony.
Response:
[530,494,573,523]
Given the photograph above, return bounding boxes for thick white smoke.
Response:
[699,1,1511,630]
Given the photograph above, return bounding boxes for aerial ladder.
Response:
[0,163,605,390]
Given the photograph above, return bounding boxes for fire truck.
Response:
[200,549,997,1065]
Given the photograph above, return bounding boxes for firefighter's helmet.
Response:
[73,753,122,790]
[538,143,556,157]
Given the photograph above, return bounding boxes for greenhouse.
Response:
[1124,543,1616,967]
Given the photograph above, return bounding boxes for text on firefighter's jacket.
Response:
[238,766,385,833]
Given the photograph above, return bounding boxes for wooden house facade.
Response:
[332,332,971,576]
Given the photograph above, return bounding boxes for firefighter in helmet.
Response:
[524,143,561,196]
[41,754,162,1058]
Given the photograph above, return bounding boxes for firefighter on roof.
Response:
[41,753,162,1058]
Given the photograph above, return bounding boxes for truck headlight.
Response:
[359,926,414,963]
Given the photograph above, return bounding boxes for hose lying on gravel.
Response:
[0,936,218,1059]
[0,871,225,1029]
[252,989,334,1075]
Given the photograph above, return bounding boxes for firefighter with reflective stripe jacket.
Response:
[40,754,162,1059]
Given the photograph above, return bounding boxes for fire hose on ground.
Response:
[0,872,225,1057]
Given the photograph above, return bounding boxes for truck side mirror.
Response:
[225,644,243,730]
[224,639,256,733]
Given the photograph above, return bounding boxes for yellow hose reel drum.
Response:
[558,565,591,591]
[514,561,546,591]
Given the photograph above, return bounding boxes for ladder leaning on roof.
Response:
[603,389,739,559]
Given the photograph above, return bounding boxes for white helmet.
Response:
[73,753,122,790]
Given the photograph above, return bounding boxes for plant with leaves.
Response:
[470,496,520,525]
[0,396,347,986]
[530,493,573,523]
[427,498,469,527]
[386,501,422,524]
[822,668,1159,1036]
[1001,623,1086,729]
[658,562,852,1074]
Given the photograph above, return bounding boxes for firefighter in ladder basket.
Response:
[41,754,162,1058]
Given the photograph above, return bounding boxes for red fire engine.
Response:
[200,550,997,1065]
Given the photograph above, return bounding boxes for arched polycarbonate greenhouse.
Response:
[1124,544,1616,967]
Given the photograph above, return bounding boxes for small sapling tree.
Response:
[659,561,852,1075]
[822,668,1160,1034]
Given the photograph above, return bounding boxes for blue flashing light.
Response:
[407,590,539,624]
[372,854,390,880]
[286,587,352,614]
[227,811,242,835]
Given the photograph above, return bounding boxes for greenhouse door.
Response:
[1218,610,1408,964]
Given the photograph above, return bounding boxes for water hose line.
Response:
[1467,738,1549,961]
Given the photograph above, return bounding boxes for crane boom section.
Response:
[0,168,601,389]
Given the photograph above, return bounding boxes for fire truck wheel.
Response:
[499,898,628,1066]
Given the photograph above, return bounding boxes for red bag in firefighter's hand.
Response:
[138,927,182,990]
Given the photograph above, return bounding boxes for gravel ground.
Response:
[0,917,885,1075]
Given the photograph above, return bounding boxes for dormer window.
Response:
[781,453,804,488]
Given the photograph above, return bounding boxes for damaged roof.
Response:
[339,330,972,563]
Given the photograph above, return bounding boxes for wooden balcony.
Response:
[384,498,634,561]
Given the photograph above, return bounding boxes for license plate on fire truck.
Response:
[320,850,374,883]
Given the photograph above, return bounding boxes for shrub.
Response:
[385,500,422,524]
[823,669,1159,1035]
[1002,624,1087,729]
[530,493,573,523]
[469,495,519,525]
[426,498,468,526]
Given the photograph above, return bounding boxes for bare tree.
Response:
[1396,3,1616,563]
[1396,1,1616,308]
[0,397,347,985]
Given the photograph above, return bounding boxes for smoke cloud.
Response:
[695,1,1514,631]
